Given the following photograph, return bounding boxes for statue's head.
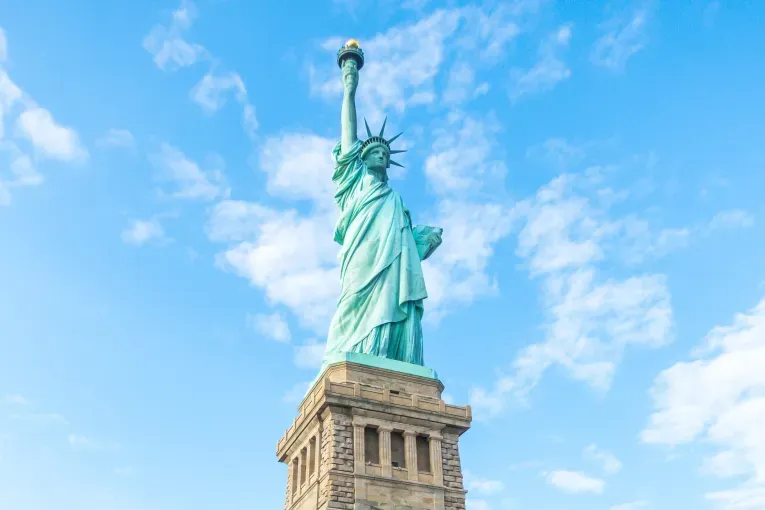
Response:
[362,143,390,172]
[360,117,405,176]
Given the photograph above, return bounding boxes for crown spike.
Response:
[364,118,373,138]
[389,160,404,168]
[389,149,407,155]
[379,117,387,138]
[387,131,403,144]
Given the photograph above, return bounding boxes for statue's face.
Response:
[363,146,389,172]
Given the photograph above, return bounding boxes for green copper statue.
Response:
[321,39,443,369]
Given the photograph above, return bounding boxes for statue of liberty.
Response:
[321,40,443,369]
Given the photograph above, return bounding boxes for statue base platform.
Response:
[277,360,471,510]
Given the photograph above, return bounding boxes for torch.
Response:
[337,38,365,70]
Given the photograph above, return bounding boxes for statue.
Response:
[321,40,443,369]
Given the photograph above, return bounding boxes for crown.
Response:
[360,117,407,168]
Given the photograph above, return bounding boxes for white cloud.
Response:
[293,339,326,369]
[190,71,257,137]
[591,5,652,71]
[3,394,27,405]
[309,3,543,122]
[97,128,135,149]
[16,107,88,162]
[207,200,339,331]
[257,133,336,206]
[614,217,691,265]
[282,381,312,404]
[706,485,765,510]
[443,61,488,105]
[0,44,83,204]
[423,200,513,321]
[708,209,755,231]
[1,141,42,189]
[121,219,165,246]
[471,168,674,416]
[247,312,291,343]
[190,72,246,112]
[144,2,256,138]
[642,297,765,507]
[510,24,572,102]
[0,28,7,62]
[526,137,586,170]
[546,469,605,494]
[0,71,23,131]
[143,0,207,71]
[466,500,491,510]
[584,444,622,475]
[611,501,648,510]
[464,471,505,495]
[68,434,121,452]
[424,112,506,195]
[11,412,68,424]
[114,466,135,477]
[420,112,514,321]
[310,10,462,123]
[206,132,340,331]
[149,143,228,201]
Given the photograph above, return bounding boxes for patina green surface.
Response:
[320,42,442,375]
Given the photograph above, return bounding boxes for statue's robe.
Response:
[323,140,428,366]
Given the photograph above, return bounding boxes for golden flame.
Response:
[345,39,360,49]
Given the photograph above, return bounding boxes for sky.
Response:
[1,0,765,509]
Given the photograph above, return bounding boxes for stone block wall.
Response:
[316,408,355,510]
[442,432,465,510]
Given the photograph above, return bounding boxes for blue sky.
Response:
[1,0,765,509]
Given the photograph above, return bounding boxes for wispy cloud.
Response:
[11,412,69,425]
[707,209,755,231]
[293,339,326,370]
[121,219,165,246]
[471,146,675,416]
[421,112,513,321]
[68,434,121,452]
[611,501,648,510]
[510,24,572,101]
[149,143,228,201]
[97,129,135,150]
[3,394,27,405]
[642,296,765,507]
[0,35,86,203]
[114,466,135,477]
[546,469,605,494]
[190,71,258,138]
[0,28,7,62]
[282,381,311,404]
[591,4,654,71]
[247,312,291,343]
[207,133,339,332]
[310,2,545,121]
[143,0,207,71]
[584,444,622,475]
[143,1,257,137]
[16,107,88,162]
[464,470,505,495]
[310,10,462,124]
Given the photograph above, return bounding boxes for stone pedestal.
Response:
[276,355,471,510]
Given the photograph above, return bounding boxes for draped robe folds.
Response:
[323,140,428,366]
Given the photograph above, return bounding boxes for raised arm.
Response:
[341,59,359,155]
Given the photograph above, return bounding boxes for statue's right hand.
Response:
[342,59,359,95]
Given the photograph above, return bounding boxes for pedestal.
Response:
[276,355,471,510]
